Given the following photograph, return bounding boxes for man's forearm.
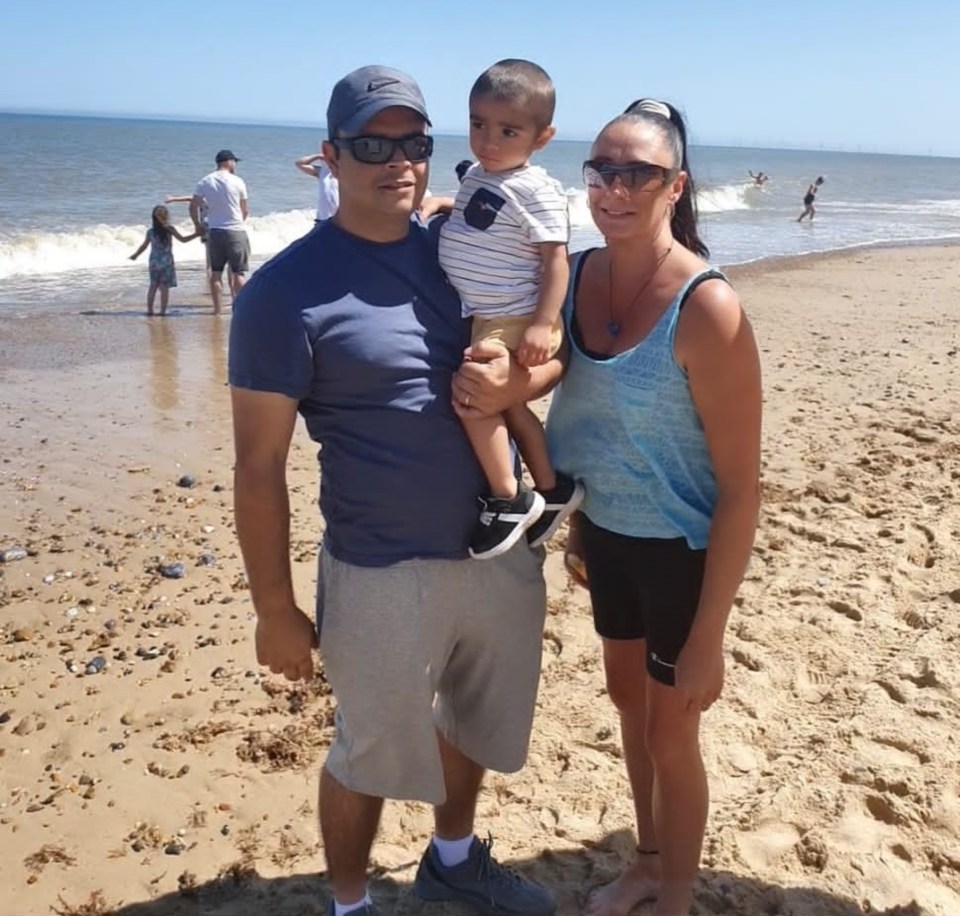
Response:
[234,464,297,616]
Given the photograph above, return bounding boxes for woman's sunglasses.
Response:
[582,160,677,191]
[332,134,434,164]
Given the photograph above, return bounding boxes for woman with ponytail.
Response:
[546,101,762,916]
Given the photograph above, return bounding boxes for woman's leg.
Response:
[159,284,170,315]
[586,642,707,916]
[585,638,659,916]
[646,678,707,916]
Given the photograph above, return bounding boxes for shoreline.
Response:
[3,235,960,324]
[721,233,960,277]
[1,243,959,916]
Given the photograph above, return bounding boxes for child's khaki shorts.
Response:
[471,314,564,357]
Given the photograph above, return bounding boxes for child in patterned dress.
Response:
[130,205,198,316]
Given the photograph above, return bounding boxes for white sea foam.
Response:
[563,183,754,227]
[2,189,955,284]
[696,184,753,214]
[0,210,316,280]
[566,189,594,229]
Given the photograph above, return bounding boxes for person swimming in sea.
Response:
[748,170,769,186]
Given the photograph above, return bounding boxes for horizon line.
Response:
[1,108,956,160]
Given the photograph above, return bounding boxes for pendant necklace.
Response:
[607,242,674,337]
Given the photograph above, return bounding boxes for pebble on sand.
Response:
[159,562,185,579]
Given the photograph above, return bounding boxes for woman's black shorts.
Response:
[579,513,706,685]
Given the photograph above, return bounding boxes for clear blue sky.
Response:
[4,0,959,156]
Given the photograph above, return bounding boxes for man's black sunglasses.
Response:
[582,159,677,190]
[332,134,434,164]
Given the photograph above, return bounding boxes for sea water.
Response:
[1,113,958,317]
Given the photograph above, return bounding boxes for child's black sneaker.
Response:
[469,482,545,560]
[526,472,584,548]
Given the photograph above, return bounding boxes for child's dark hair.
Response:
[609,99,708,258]
[151,205,171,243]
[470,59,556,131]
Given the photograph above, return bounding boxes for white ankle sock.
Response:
[432,833,474,867]
[333,892,372,916]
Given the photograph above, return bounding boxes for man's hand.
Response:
[254,605,318,682]
[516,321,552,368]
[452,339,518,418]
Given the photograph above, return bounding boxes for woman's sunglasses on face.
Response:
[582,160,677,191]
[332,134,434,164]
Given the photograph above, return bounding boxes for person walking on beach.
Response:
[438,58,582,560]
[191,150,249,313]
[797,176,824,222]
[229,65,559,916]
[295,148,340,222]
[129,204,198,316]
[546,98,762,916]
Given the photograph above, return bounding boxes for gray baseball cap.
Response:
[326,65,431,138]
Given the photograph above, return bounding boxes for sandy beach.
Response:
[1,244,958,916]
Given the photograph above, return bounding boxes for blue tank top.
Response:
[546,250,723,548]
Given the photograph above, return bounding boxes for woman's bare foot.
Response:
[650,881,694,916]
[583,854,659,916]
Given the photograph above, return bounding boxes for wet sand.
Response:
[1,244,958,915]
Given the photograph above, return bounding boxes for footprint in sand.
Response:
[851,734,930,768]
[903,522,938,570]
[827,598,863,622]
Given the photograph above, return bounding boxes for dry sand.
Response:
[1,244,958,916]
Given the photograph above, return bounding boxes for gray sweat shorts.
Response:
[316,542,546,804]
[207,228,250,275]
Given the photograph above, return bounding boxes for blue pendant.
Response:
[606,320,620,336]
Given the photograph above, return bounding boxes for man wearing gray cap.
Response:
[191,149,249,313]
[228,66,559,916]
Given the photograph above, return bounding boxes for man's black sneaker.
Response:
[527,472,584,548]
[469,482,545,560]
[414,835,556,916]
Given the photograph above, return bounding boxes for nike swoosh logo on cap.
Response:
[367,78,399,92]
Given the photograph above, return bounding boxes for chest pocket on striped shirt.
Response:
[464,188,507,231]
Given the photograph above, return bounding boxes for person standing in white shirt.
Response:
[191,150,249,314]
[295,149,340,222]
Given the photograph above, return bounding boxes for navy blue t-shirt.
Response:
[229,218,485,567]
